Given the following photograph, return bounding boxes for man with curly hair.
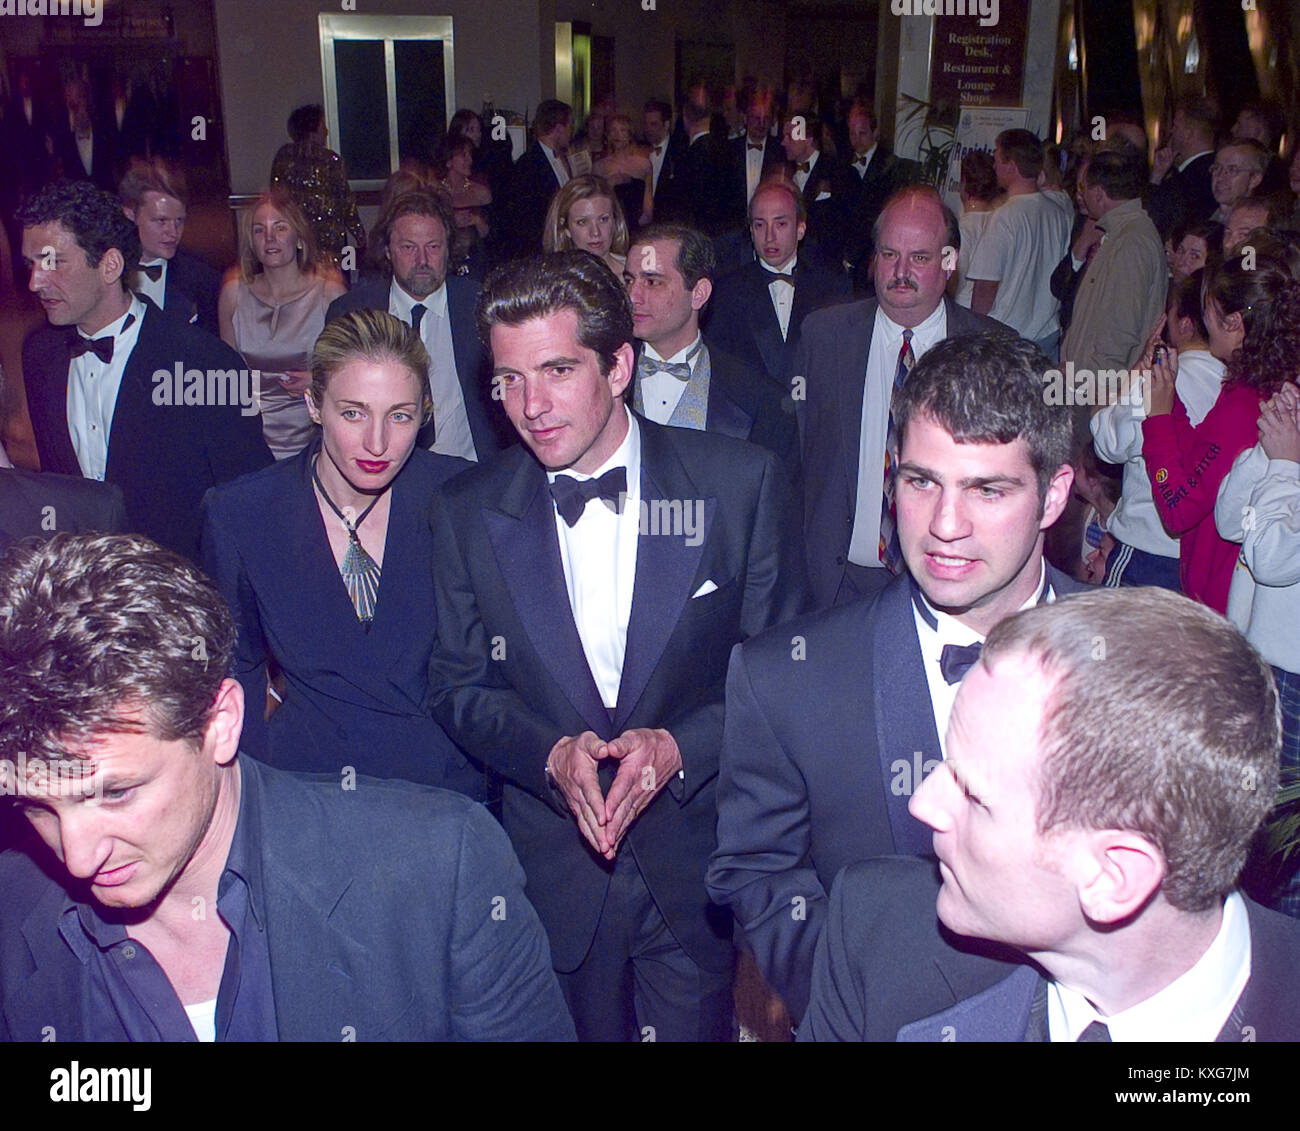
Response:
[18,180,272,560]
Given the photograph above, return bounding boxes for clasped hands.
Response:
[546,728,682,860]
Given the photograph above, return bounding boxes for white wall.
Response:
[214,0,545,193]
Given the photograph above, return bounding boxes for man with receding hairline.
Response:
[799,587,1300,1042]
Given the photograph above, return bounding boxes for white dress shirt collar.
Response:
[761,255,797,277]
[1178,149,1214,173]
[852,143,878,175]
[875,299,947,350]
[1048,891,1251,1042]
[642,331,703,368]
[389,277,447,320]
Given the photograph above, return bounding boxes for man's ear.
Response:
[607,340,636,400]
[205,678,244,768]
[123,205,137,223]
[690,276,713,312]
[1072,830,1165,925]
[1038,463,1075,531]
[98,247,125,288]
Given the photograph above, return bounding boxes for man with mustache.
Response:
[793,184,1007,609]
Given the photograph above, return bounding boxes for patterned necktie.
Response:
[878,328,914,573]
[639,339,703,382]
[139,263,163,282]
[312,458,384,627]
[1077,1021,1111,1042]
[550,467,628,527]
[409,303,427,336]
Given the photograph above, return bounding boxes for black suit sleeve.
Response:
[797,860,872,1041]
[667,449,810,800]
[199,489,272,760]
[707,637,828,1020]
[425,490,570,809]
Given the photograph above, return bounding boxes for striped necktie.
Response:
[878,328,914,573]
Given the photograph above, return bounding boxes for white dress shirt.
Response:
[540,140,570,188]
[388,280,477,462]
[761,256,797,340]
[744,137,767,203]
[848,302,948,567]
[1048,891,1251,1042]
[135,258,168,310]
[851,144,878,179]
[549,409,641,708]
[74,129,93,177]
[67,296,146,481]
[638,333,702,425]
[792,149,819,194]
[911,560,1050,756]
[648,141,668,193]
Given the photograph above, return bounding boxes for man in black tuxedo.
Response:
[502,100,572,260]
[427,251,809,1041]
[796,184,1007,609]
[326,190,511,459]
[778,113,853,270]
[18,180,272,561]
[708,332,1084,1024]
[0,467,126,552]
[1147,96,1219,241]
[643,99,685,221]
[706,181,851,389]
[721,88,781,229]
[800,587,1300,1042]
[624,223,800,480]
[675,99,730,236]
[119,161,220,335]
[840,100,921,289]
[49,79,116,192]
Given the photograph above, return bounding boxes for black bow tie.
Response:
[765,271,795,285]
[748,143,764,151]
[550,467,628,527]
[939,641,983,685]
[795,161,812,173]
[69,334,114,364]
[139,262,163,282]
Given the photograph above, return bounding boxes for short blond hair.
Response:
[311,308,432,426]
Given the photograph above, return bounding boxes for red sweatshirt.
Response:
[1142,382,1265,613]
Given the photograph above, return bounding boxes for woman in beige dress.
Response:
[219,186,346,458]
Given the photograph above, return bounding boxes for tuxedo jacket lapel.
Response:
[28,330,80,474]
[746,269,786,381]
[873,577,943,855]
[483,456,612,737]
[614,426,714,730]
[897,965,1040,1042]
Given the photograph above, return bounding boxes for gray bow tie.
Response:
[640,356,692,381]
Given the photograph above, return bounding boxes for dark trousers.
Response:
[556,845,734,1041]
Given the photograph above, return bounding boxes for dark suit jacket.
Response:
[796,296,1009,609]
[148,249,221,337]
[1147,152,1217,241]
[722,135,782,226]
[427,417,810,972]
[0,755,575,1041]
[21,298,274,561]
[799,856,1300,1042]
[843,143,923,284]
[704,256,852,388]
[650,132,690,222]
[630,336,800,481]
[49,124,116,191]
[504,142,563,258]
[326,275,513,458]
[707,567,1086,1021]
[0,467,127,551]
[200,443,483,796]
[776,151,856,269]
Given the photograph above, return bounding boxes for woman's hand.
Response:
[1258,383,1300,462]
[1145,344,1179,416]
[280,369,312,394]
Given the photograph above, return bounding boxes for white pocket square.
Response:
[692,579,719,599]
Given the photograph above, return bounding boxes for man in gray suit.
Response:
[794,184,1008,609]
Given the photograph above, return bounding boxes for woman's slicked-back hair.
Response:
[477,251,633,376]
[542,174,630,256]
[310,308,432,424]
[17,179,141,286]
[0,534,237,764]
